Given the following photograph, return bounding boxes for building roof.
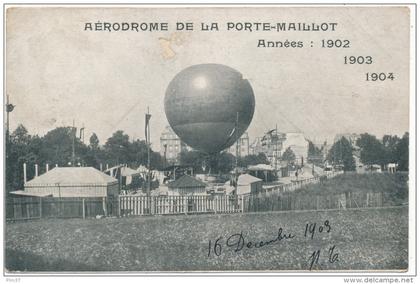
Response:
[167,175,207,189]
[237,174,262,185]
[121,167,139,176]
[25,167,118,186]
[248,164,275,171]
[10,190,52,197]
[104,165,139,177]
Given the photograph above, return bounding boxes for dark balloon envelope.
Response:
[164,64,255,154]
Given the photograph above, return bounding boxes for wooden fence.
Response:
[6,197,117,221]
[242,191,384,212]
[6,190,384,221]
[260,171,340,194]
[6,172,343,221]
[119,195,241,216]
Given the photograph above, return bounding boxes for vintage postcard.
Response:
[2,3,416,278]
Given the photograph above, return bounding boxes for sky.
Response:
[6,6,410,150]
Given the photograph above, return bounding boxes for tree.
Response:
[256,153,270,165]
[209,152,235,174]
[238,153,270,167]
[327,137,356,171]
[382,135,400,164]
[6,125,48,193]
[104,130,131,165]
[39,127,88,167]
[5,124,167,193]
[281,147,296,165]
[129,139,148,166]
[6,125,33,193]
[356,133,386,167]
[11,124,31,144]
[179,150,208,174]
[150,151,165,170]
[395,132,409,171]
[89,133,100,150]
[307,141,324,165]
[84,133,101,168]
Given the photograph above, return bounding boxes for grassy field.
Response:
[6,206,408,272]
[296,172,408,205]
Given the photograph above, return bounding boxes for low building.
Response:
[11,167,118,198]
[248,164,277,182]
[167,175,207,195]
[386,163,397,173]
[237,174,263,195]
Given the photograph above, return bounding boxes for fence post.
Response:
[26,200,30,219]
[39,197,42,218]
[82,198,85,219]
[103,197,107,216]
[13,199,19,220]
[151,196,155,215]
[380,192,384,207]
[184,196,188,215]
[117,195,121,217]
[366,193,369,208]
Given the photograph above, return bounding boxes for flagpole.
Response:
[146,107,151,198]
[234,112,239,197]
[6,94,10,140]
[275,124,278,174]
[72,119,76,166]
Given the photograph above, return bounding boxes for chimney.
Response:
[55,164,58,168]
[100,163,103,171]
[46,163,49,172]
[35,164,39,177]
[23,163,27,183]
[106,164,109,170]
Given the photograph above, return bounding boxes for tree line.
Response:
[5,124,272,193]
[309,132,409,172]
[6,123,409,193]
[5,124,165,193]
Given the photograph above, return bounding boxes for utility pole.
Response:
[163,144,167,169]
[274,124,278,174]
[71,119,76,166]
[6,94,15,143]
[234,112,239,196]
[146,107,151,197]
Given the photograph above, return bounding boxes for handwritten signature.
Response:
[208,227,295,257]
[207,220,339,270]
[308,245,339,270]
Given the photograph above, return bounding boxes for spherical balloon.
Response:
[164,64,255,154]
